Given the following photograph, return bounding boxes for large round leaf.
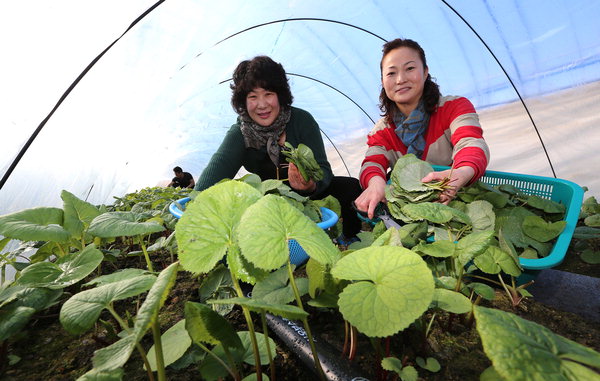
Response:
[474,246,522,277]
[237,194,339,270]
[475,306,600,381]
[331,246,434,337]
[0,207,71,242]
[176,181,262,274]
[88,211,165,238]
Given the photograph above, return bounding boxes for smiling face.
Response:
[381,46,429,117]
[246,87,281,127]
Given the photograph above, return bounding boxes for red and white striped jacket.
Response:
[359,95,490,188]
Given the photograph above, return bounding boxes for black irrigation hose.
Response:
[240,284,369,381]
[265,313,370,381]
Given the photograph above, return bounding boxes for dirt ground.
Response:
[2,239,599,381]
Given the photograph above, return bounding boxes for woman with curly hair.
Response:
[196,55,362,241]
[355,38,490,219]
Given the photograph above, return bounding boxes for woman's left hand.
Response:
[288,163,317,193]
[421,166,475,204]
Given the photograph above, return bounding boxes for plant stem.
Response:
[151,316,167,381]
[465,273,503,287]
[57,243,67,257]
[138,235,155,272]
[286,262,327,381]
[425,312,437,338]
[497,274,520,307]
[106,304,131,333]
[342,320,349,358]
[106,304,155,381]
[231,274,263,381]
[454,264,465,292]
[222,346,242,381]
[349,325,357,361]
[260,311,276,381]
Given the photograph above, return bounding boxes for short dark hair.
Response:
[379,38,441,122]
[230,56,293,115]
[173,166,182,173]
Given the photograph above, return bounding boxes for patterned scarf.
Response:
[240,107,291,166]
[393,101,430,158]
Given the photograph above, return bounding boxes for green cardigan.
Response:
[195,107,333,196]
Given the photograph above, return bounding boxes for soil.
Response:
[2,238,600,381]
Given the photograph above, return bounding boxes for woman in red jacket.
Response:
[355,38,490,219]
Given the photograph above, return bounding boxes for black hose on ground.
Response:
[240,283,370,380]
[265,313,370,381]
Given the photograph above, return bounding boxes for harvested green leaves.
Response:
[383,154,568,259]
[281,142,324,182]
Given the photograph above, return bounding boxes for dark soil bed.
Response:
[3,243,600,381]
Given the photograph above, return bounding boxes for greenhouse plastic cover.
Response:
[1,0,600,218]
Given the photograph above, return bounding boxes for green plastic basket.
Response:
[433,166,584,270]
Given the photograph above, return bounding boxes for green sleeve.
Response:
[194,123,245,191]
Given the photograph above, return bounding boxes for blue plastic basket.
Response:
[432,166,584,271]
[169,197,338,266]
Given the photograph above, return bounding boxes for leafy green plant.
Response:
[111,186,191,231]
[281,142,324,182]
[88,211,165,272]
[331,246,434,337]
[573,196,600,264]
[73,262,179,380]
[475,305,600,380]
[0,190,101,258]
[176,180,270,380]
[177,179,341,380]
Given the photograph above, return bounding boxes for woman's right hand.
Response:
[354,176,387,219]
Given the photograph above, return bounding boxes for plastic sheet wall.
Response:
[2,0,600,218]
